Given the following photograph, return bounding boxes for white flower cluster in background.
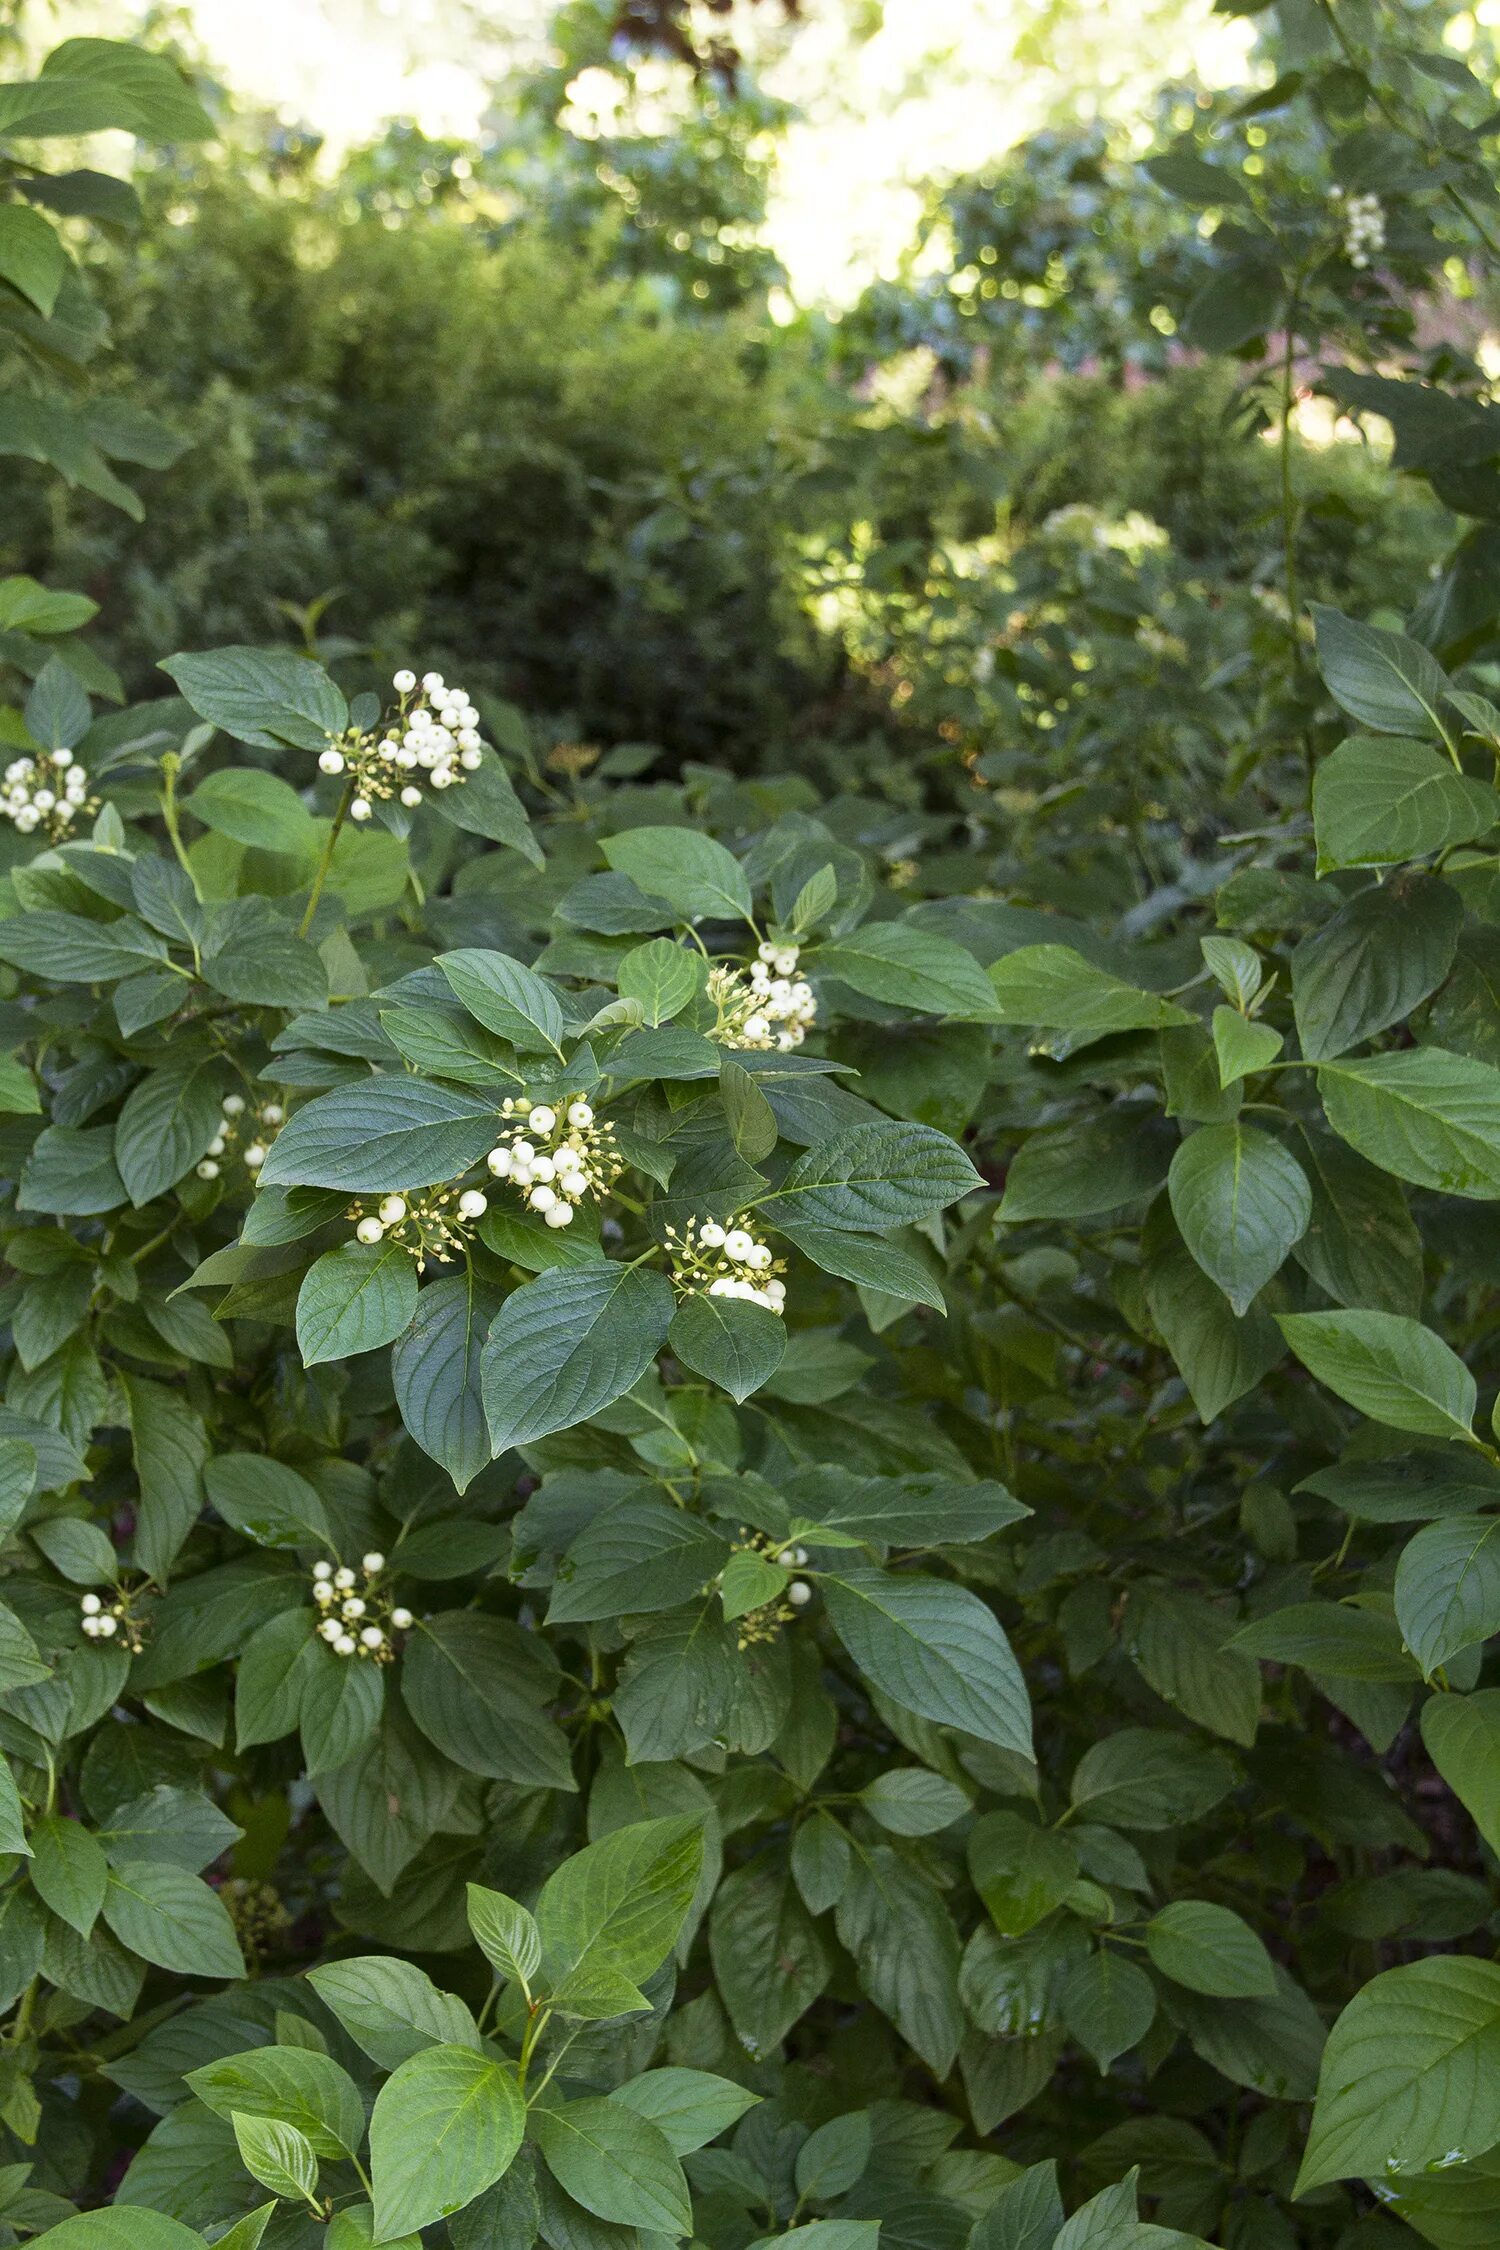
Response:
[318,668,487,821]
[197,1090,285,1181]
[667,1215,787,1313]
[1332,187,1385,268]
[347,1184,489,1267]
[2,748,92,840]
[709,941,816,1052]
[80,1587,146,1653]
[487,1094,621,1228]
[310,1553,412,1662]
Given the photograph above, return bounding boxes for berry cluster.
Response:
[348,1186,488,1268]
[311,1554,412,1661]
[1332,187,1385,268]
[79,1588,146,1654]
[708,942,816,1052]
[486,1095,621,1229]
[724,1530,813,1651]
[196,1090,284,1182]
[2,748,93,840]
[667,1215,786,1314]
[318,669,486,822]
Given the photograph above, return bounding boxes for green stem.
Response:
[159,755,204,910]
[299,779,354,939]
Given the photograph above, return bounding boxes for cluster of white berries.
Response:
[80,1589,145,1653]
[724,1531,813,1650]
[778,1545,814,1608]
[350,1185,489,1268]
[709,942,816,1053]
[667,1216,786,1314]
[1,748,92,841]
[1332,187,1385,268]
[317,669,486,822]
[311,1554,412,1662]
[487,1095,621,1229]
[197,1091,284,1181]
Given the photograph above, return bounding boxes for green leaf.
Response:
[30,2219,204,2250]
[16,38,216,140]
[231,2111,318,2206]
[259,1077,499,1192]
[989,946,1194,1039]
[1167,1122,1310,1315]
[186,2045,364,2159]
[186,767,318,854]
[1124,1586,1261,1748]
[608,2067,758,2155]
[0,1759,30,1862]
[1395,1517,1500,1678]
[315,1710,460,1893]
[1211,1006,1282,1088]
[200,901,327,1010]
[29,1812,106,1934]
[817,923,1001,1019]
[101,1859,244,1979]
[114,1064,224,1208]
[998,1107,1173,1222]
[968,1811,1078,1936]
[537,1815,704,1995]
[435,750,541,865]
[668,1292,785,1401]
[465,1884,542,1988]
[1316,1048,1500,1200]
[0,202,68,316]
[1228,1603,1417,1683]
[368,2045,524,2239]
[0,910,156,984]
[481,1265,675,1454]
[161,646,346,752]
[1068,1729,1235,1830]
[532,2095,692,2236]
[547,1497,728,1626]
[18,1125,126,1217]
[1143,1902,1277,1998]
[0,1052,40,1116]
[1293,1128,1424,1317]
[402,1611,574,1789]
[1313,737,1498,870]
[773,1220,946,1310]
[858,1768,971,1836]
[1277,1310,1476,1443]
[1310,605,1453,738]
[821,1568,1032,1756]
[971,2163,1064,2250]
[763,1121,980,1232]
[296,1240,418,1366]
[719,1056,778,1163]
[795,2112,873,2201]
[1292,877,1460,1062]
[202,1453,330,1549]
[616,937,702,1024]
[1062,1948,1156,2072]
[306,1956,480,2071]
[1422,1689,1500,1859]
[1144,150,1253,208]
[601,826,752,924]
[1296,1958,1500,2194]
[436,949,566,1054]
[392,1271,500,1494]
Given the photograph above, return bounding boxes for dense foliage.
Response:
[3,6,1500,2249]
